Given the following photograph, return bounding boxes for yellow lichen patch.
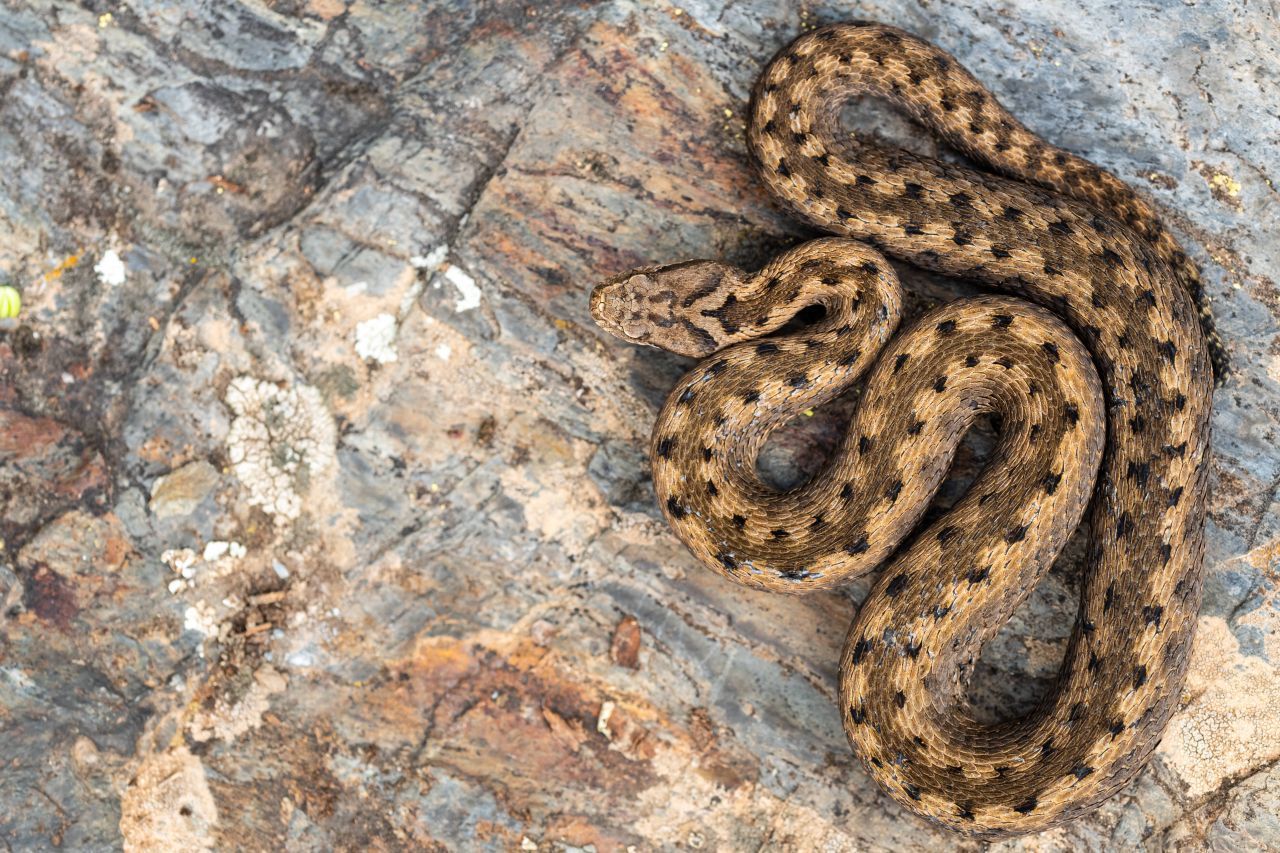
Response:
[1157,617,1280,799]
[1194,161,1244,207]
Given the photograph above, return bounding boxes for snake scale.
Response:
[589,22,1215,837]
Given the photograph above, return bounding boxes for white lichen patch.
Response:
[443,264,482,312]
[225,377,336,524]
[183,602,219,638]
[410,244,448,271]
[94,249,126,286]
[1158,616,1280,798]
[354,312,399,363]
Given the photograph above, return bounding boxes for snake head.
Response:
[590,260,741,358]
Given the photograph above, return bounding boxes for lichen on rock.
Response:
[224,376,336,524]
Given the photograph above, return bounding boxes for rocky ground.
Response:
[1,1,1278,850]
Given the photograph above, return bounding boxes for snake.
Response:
[588,22,1216,838]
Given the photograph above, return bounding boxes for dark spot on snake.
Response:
[1041,740,1055,759]
[886,574,909,597]
[1116,512,1133,538]
[743,390,761,404]
[903,182,924,199]
[1014,797,1038,814]
[850,637,871,664]
[933,604,950,620]
[810,514,826,529]
[903,222,925,235]
[856,174,877,187]
[849,705,866,724]
[1100,248,1125,268]
[903,783,922,801]
[957,804,975,821]
[1128,461,1150,487]
[1159,340,1178,362]
[894,353,910,373]
[1133,665,1148,689]
[951,230,973,246]
[1042,262,1063,276]
[949,192,973,208]
[1164,442,1187,458]
[1043,472,1062,495]
[815,152,830,168]
[1054,153,1068,165]
[706,359,728,376]
[756,342,780,356]
[839,348,863,367]
[965,354,979,367]
[907,419,924,435]
[1064,403,1080,425]
[764,276,781,289]
[1069,702,1085,722]
[894,690,907,708]
[906,641,922,658]
[990,245,1011,259]
[860,260,879,275]
[1048,220,1072,236]
[1138,289,1156,308]
[1002,206,1023,221]
[1042,341,1060,363]
[1104,583,1116,613]
[666,497,686,520]
[858,435,872,454]
[870,756,883,767]
[732,514,746,529]
[1174,393,1187,411]
[1144,605,1163,627]
[837,206,854,220]
[706,479,718,497]
[846,534,870,555]
[762,118,777,132]
[1073,765,1094,780]
[1088,652,1101,673]
[968,120,985,135]
[678,387,696,405]
[885,480,903,502]
[967,567,990,584]
[908,70,928,85]
[703,445,714,461]
[1110,719,1126,738]
[1130,415,1146,434]
[787,374,808,388]
[1029,424,1042,443]
[993,314,1013,328]
[776,159,791,178]
[1082,619,1096,635]
[657,437,676,459]
[792,131,807,143]
[840,483,855,500]
[1006,525,1028,544]
[771,528,791,540]
[995,766,1009,777]
[996,356,1014,369]
[940,96,956,111]
[936,319,956,334]
[937,526,959,544]
[1168,486,1184,507]
[979,492,996,505]
[718,552,737,570]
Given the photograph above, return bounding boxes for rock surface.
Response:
[1,1,1278,850]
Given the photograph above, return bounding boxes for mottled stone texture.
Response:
[0,1,1277,850]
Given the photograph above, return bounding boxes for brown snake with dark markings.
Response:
[589,22,1217,837]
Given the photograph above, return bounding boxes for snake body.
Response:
[589,23,1213,837]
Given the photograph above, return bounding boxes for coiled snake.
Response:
[589,23,1216,837]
